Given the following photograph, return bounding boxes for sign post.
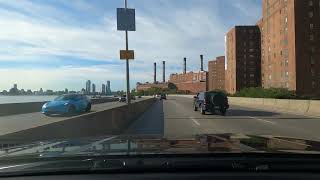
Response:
[117,0,136,104]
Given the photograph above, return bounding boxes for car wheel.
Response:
[44,112,51,116]
[220,107,226,116]
[86,103,91,112]
[200,105,205,115]
[68,105,76,115]
[193,103,198,111]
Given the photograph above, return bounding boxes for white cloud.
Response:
[0,0,261,90]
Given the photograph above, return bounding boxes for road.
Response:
[127,96,320,141]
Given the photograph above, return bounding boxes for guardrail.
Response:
[0,97,118,117]
[0,98,156,142]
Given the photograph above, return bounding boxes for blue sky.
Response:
[0,0,261,92]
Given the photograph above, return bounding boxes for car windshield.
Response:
[54,95,79,101]
[0,0,320,176]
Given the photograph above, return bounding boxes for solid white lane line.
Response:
[249,116,276,125]
[190,118,200,126]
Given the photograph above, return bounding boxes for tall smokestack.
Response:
[154,62,157,83]
[200,54,204,71]
[162,61,165,83]
[183,57,186,74]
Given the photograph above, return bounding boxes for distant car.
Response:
[42,94,91,116]
[193,91,229,115]
[156,94,160,98]
[138,95,142,98]
[119,95,126,102]
[160,94,167,100]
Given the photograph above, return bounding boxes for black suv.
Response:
[193,91,229,115]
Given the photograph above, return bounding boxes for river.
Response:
[0,95,57,104]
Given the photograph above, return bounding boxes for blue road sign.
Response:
[117,8,136,31]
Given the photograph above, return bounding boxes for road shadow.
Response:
[125,100,164,136]
[226,109,279,117]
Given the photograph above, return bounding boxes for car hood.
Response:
[45,100,70,107]
[2,134,320,159]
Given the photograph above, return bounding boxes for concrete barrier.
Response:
[174,95,320,118]
[306,101,320,117]
[0,98,156,143]
[229,97,320,118]
[0,97,118,117]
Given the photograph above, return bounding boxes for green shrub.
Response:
[233,87,296,99]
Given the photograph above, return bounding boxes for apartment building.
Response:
[225,26,262,94]
[261,0,320,96]
[208,56,225,91]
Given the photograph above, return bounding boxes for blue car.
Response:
[42,94,91,116]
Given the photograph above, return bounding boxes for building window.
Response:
[285,71,289,78]
[250,74,255,78]
[285,59,289,66]
[285,17,288,23]
[311,69,315,76]
[310,34,314,41]
[269,75,272,80]
[309,0,313,6]
[310,23,314,30]
[309,11,313,18]
[311,47,315,53]
[311,56,315,65]
[312,81,316,88]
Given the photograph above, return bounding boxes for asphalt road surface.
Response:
[127,96,320,141]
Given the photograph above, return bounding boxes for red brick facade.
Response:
[208,56,225,91]
[136,82,169,91]
[169,71,208,94]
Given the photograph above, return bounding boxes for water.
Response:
[0,95,57,104]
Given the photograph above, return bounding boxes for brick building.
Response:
[136,82,169,91]
[225,26,262,94]
[169,71,208,94]
[260,0,320,96]
[208,56,225,91]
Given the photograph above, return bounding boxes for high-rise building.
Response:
[261,0,320,96]
[13,84,17,90]
[102,84,106,95]
[106,81,111,94]
[92,84,96,94]
[225,26,261,94]
[208,56,225,91]
[86,80,91,94]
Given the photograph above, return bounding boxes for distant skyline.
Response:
[0,0,261,91]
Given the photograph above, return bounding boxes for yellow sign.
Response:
[120,50,134,60]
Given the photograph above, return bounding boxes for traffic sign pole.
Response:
[125,0,131,104]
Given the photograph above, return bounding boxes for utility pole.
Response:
[124,0,130,104]
[117,0,135,104]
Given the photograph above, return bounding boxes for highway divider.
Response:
[0,97,118,116]
[170,95,320,117]
[0,98,156,143]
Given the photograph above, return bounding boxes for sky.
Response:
[0,0,261,92]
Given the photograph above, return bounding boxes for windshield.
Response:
[0,0,320,175]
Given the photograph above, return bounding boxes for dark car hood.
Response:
[2,134,320,159]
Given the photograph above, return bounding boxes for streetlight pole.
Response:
[124,0,131,104]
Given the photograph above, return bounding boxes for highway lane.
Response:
[127,96,320,141]
[0,99,144,136]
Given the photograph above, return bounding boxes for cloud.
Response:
[0,0,261,90]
